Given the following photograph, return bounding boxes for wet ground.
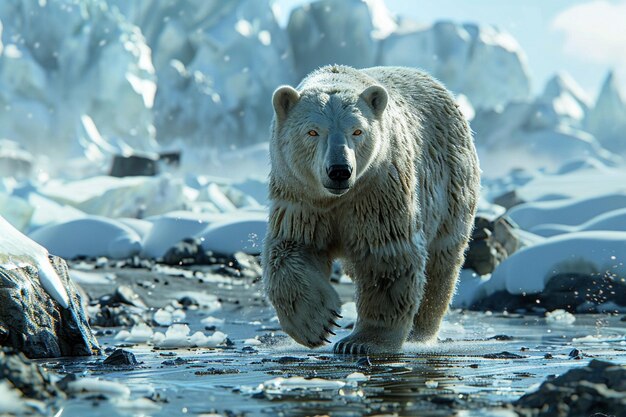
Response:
[38,265,626,417]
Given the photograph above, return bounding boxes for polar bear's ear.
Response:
[272,86,300,121]
[360,85,388,118]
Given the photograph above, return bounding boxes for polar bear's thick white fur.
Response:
[263,65,480,354]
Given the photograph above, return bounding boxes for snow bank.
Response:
[197,217,267,255]
[485,231,626,295]
[29,216,142,259]
[39,175,186,219]
[508,193,626,230]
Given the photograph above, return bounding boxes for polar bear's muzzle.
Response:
[323,133,356,195]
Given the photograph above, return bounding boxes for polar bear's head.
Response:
[271,83,388,197]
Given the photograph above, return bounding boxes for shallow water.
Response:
[40,268,626,417]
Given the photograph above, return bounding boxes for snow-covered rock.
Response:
[39,175,185,219]
[287,0,394,78]
[585,71,626,155]
[485,231,626,295]
[380,21,531,109]
[0,215,68,307]
[0,219,100,357]
[29,216,143,259]
[0,0,156,165]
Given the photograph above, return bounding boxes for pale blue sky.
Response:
[274,0,626,101]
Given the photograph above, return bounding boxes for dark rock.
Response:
[98,285,147,309]
[158,150,181,168]
[515,360,626,416]
[464,215,521,275]
[483,351,526,359]
[0,348,64,401]
[568,348,583,360]
[275,356,306,364]
[91,304,146,327]
[471,271,626,312]
[0,256,100,358]
[493,189,525,209]
[487,334,514,341]
[544,353,553,359]
[103,349,138,366]
[162,357,188,366]
[163,237,203,265]
[110,152,158,177]
[178,296,199,309]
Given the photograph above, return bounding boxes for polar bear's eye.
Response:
[307,130,319,137]
[353,129,363,136]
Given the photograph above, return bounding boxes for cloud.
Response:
[552,1,626,67]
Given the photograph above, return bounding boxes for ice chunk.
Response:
[201,316,225,326]
[0,0,155,164]
[190,331,227,348]
[346,372,369,382]
[66,378,131,398]
[545,309,575,325]
[29,216,142,259]
[0,215,69,308]
[260,376,346,392]
[124,324,154,343]
[380,21,530,109]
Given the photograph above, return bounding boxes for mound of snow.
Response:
[508,193,626,230]
[485,231,626,296]
[531,207,626,237]
[197,217,267,255]
[0,215,69,308]
[142,210,267,258]
[29,216,142,259]
[0,0,155,164]
[380,21,530,109]
[511,164,626,202]
[140,211,231,259]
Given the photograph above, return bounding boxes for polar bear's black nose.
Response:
[327,164,353,181]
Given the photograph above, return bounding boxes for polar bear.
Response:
[263,65,480,354]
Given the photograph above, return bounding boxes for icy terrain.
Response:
[0,0,625,312]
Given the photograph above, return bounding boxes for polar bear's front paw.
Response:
[274,281,342,349]
[333,327,405,355]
